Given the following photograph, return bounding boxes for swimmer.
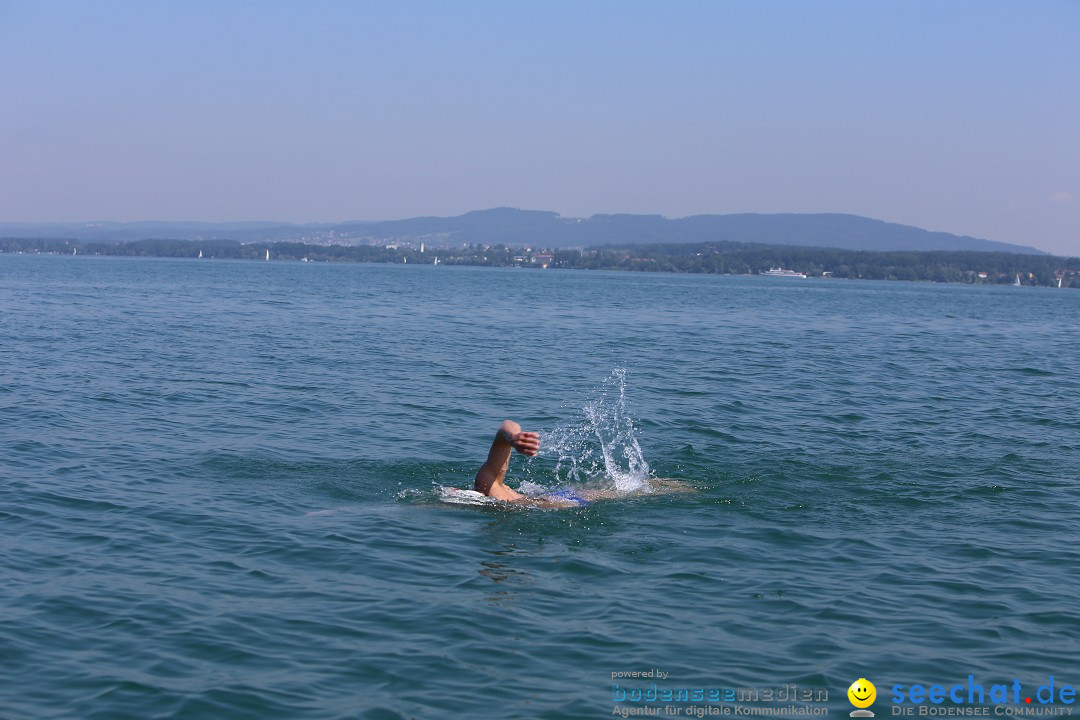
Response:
[472,420,594,507]
[471,420,692,507]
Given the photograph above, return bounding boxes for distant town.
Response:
[2,236,1078,288]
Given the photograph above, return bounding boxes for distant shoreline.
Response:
[3,237,1078,288]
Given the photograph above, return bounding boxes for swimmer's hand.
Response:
[507,430,540,457]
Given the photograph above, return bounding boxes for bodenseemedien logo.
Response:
[848,678,877,717]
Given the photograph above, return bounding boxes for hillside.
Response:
[0,209,1045,254]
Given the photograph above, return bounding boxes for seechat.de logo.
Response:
[849,678,877,717]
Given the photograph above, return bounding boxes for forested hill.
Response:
[0,209,1045,254]
[336,209,1044,254]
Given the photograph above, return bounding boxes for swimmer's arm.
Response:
[474,420,539,496]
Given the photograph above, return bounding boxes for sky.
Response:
[1,1,1077,255]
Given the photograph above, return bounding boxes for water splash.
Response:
[544,368,652,493]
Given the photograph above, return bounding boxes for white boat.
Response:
[761,267,807,278]
[198,250,203,259]
[1013,274,1021,286]
[265,249,270,261]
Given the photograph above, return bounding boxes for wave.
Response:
[542,368,652,493]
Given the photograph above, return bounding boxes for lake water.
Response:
[2,255,1078,719]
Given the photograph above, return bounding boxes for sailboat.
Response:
[1013,274,1022,287]
[265,249,270,261]
[198,250,203,259]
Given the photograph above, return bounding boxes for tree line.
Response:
[549,242,1080,287]
[2,236,1077,287]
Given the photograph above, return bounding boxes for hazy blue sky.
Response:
[1,1,1077,255]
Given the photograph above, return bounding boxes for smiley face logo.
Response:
[848,678,876,715]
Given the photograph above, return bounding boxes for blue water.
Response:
[2,255,1079,719]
